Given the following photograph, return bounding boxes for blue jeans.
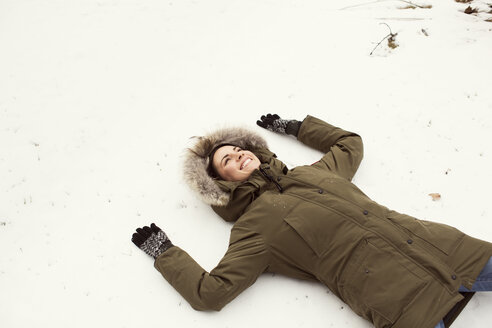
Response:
[434,257,492,328]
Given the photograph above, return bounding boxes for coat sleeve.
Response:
[153,225,270,311]
[297,115,363,181]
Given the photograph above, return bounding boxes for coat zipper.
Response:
[259,167,284,193]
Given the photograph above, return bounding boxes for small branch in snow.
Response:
[397,0,432,9]
[340,0,431,10]
[370,23,398,55]
[340,0,385,10]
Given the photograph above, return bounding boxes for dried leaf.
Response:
[388,33,399,49]
[429,193,441,201]
[464,6,479,14]
[455,0,473,3]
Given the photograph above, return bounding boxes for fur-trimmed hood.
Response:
[183,126,269,207]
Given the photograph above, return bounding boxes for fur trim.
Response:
[183,127,268,206]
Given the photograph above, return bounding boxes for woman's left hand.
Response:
[256,114,301,136]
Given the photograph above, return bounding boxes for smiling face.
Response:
[212,145,261,182]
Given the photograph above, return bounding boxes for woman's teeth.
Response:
[241,158,251,170]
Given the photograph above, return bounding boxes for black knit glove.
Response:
[256,114,302,137]
[131,223,174,259]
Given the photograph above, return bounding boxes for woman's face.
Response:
[212,145,261,182]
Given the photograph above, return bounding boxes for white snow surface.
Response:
[1,0,492,327]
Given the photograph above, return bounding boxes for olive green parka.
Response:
[155,115,492,328]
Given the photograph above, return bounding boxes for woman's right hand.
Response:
[132,223,174,259]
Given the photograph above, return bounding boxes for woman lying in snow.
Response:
[132,114,492,328]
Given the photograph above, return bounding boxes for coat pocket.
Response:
[284,215,324,257]
[339,238,427,326]
[283,208,366,258]
[387,211,464,256]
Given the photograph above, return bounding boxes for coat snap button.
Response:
[363,210,369,215]
[407,239,413,244]
[318,189,323,194]
[452,275,457,280]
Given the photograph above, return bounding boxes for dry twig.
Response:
[341,0,431,10]
[398,0,432,8]
[370,23,398,55]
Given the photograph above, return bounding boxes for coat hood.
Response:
[183,126,270,207]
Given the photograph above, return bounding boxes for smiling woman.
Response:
[210,145,261,182]
[132,114,492,328]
